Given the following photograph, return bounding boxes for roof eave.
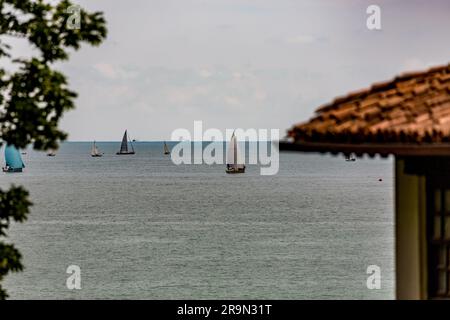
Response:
[279,141,450,158]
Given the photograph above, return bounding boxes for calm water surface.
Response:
[1,142,394,299]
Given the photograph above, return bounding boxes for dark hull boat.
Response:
[3,145,25,173]
[226,132,245,174]
[226,164,245,174]
[2,167,23,173]
[116,130,135,155]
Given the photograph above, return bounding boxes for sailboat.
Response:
[116,130,135,155]
[2,145,25,173]
[345,153,356,162]
[226,132,245,174]
[47,149,56,157]
[91,141,103,157]
[163,141,170,155]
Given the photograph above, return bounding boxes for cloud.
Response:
[401,58,435,72]
[94,63,118,79]
[167,85,210,104]
[285,35,317,44]
[93,63,139,80]
[232,72,242,80]
[224,95,241,107]
[198,68,213,78]
[253,89,267,102]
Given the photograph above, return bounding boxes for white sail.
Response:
[91,140,105,157]
[91,141,100,156]
[226,132,245,168]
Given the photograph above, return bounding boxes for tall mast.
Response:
[129,134,135,153]
[233,135,237,167]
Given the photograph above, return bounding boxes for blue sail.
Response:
[5,145,25,169]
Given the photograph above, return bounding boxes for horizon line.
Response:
[64,140,277,142]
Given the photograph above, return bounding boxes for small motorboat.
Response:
[226,163,246,174]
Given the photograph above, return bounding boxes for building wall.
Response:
[395,158,427,299]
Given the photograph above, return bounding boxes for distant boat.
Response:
[91,141,103,157]
[163,141,170,155]
[345,154,356,162]
[116,130,135,155]
[226,132,245,174]
[2,145,25,173]
[47,149,56,157]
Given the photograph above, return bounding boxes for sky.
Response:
[13,0,450,140]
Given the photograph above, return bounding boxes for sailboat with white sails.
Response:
[345,153,356,162]
[91,141,103,157]
[116,130,135,155]
[226,131,245,174]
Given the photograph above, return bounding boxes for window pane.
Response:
[448,248,450,269]
[446,217,450,240]
[439,246,447,268]
[446,190,450,212]
[438,270,447,295]
[434,216,442,240]
[448,272,450,296]
[436,189,442,212]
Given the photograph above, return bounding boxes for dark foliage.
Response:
[0,0,106,298]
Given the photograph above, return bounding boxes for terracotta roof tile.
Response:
[413,83,429,95]
[288,63,450,144]
[438,73,450,82]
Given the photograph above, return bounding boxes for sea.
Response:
[1,142,395,299]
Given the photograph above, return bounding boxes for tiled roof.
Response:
[288,64,450,145]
